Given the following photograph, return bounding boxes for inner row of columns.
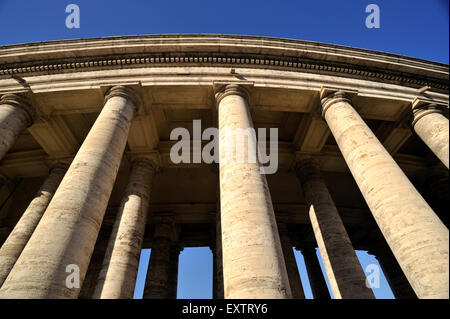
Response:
[0,84,447,299]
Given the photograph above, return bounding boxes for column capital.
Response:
[319,87,357,118]
[152,215,179,242]
[411,97,448,127]
[131,156,159,171]
[0,93,36,126]
[104,85,142,113]
[214,82,253,107]
[45,156,73,172]
[48,162,69,175]
[294,157,322,183]
[127,151,161,172]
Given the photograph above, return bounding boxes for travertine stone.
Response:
[0,86,140,298]
[411,100,449,168]
[278,225,305,299]
[301,247,331,299]
[321,90,449,299]
[0,166,66,286]
[78,226,111,299]
[213,181,224,299]
[0,94,36,161]
[93,158,156,299]
[167,244,181,299]
[143,221,176,299]
[295,159,374,299]
[216,84,291,299]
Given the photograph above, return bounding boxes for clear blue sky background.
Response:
[0,0,448,63]
[0,0,447,299]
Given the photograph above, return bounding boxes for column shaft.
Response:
[143,222,174,299]
[167,245,181,299]
[78,226,111,299]
[278,227,305,299]
[302,248,331,299]
[412,102,449,168]
[0,166,66,286]
[93,158,155,299]
[0,94,35,160]
[213,182,224,299]
[0,86,140,298]
[321,91,449,299]
[296,160,374,299]
[216,84,291,299]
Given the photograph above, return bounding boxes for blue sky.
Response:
[0,0,447,299]
[0,0,448,63]
[133,248,395,299]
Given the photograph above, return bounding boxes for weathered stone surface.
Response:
[93,158,155,299]
[143,221,176,299]
[278,224,305,299]
[0,94,35,161]
[412,100,449,168]
[321,90,449,299]
[301,247,331,299]
[216,84,291,299]
[0,35,447,300]
[0,86,139,298]
[0,166,66,286]
[296,159,374,299]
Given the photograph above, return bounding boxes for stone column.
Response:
[320,89,449,299]
[295,159,374,299]
[93,158,156,299]
[78,226,111,299]
[213,182,224,299]
[0,86,140,299]
[370,246,417,299]
[167,244,181,299]
[0,165,67,286]
[216,84,291,299]
[278,224,305,299]
[411,99,449,168]
[0,93,36,161]
[301,247,331,299]
[143,220,176,299]
[212,244,218,298]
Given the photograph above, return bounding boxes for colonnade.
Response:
[0,84,447,299]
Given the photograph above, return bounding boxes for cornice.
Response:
[0,35,448,92]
